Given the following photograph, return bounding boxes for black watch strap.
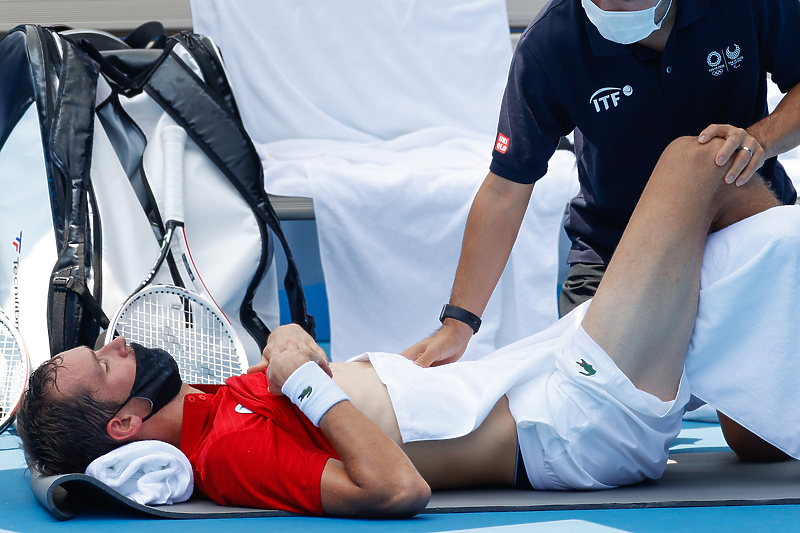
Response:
[439,304,481,334]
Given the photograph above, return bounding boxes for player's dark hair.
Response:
[16,356,123,476]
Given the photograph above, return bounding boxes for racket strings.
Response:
[0,322,24,419]
[114,290,241,384]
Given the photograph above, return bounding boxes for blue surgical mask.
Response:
[113,343,183,422]
[582,0,673,45]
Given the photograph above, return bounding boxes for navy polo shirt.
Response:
[491,0,800,264]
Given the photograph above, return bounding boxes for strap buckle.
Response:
[52,276,76,291]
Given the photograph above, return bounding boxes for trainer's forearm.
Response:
[749,82,800,159]
[449,172,534,317]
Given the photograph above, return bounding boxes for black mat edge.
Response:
[31,472,294,520]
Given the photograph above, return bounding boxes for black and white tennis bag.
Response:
[0,25,314,367]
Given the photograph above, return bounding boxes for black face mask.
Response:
[114,343,183,422]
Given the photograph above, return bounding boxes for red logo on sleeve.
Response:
[495,133,510,154]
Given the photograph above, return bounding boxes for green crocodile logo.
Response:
[298,386,313,401]
[576,359,596,377]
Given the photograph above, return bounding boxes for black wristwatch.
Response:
[439,304,481,334]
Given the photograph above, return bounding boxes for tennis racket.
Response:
[0,307,30,433]
[106,124,247,384]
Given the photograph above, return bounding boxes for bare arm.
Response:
[401,172,534,367]
[266,348,430,517]
[318,403,430,517]
[699,82,800,187]
[749,82,800,160]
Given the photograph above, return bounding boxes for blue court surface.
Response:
[3,421,800,533]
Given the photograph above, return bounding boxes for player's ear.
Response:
[107,412,143,442]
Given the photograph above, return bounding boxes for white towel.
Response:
[686,205,800,458]
[191,0,579,361]
[85,441,193,505]
[268,132,578,361]
[190,0,513,143]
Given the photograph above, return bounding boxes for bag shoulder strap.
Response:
[81,33,315,344]
[41,31,109,355]
[143,44,315,341]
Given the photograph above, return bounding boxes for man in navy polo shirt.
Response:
[403,0,800,368]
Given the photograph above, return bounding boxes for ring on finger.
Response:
[741,146,754,158]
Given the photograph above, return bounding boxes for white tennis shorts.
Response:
[514,323,691,490]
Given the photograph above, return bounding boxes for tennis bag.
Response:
[0,25,314,367]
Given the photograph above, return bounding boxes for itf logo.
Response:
[12,231,22,254]
[707,44,742,76]
[589,85,633,113]
[495,133,510,154]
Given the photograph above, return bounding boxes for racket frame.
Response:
[106,285,248,384]
[0,308,30,433]
[105,123,248,384]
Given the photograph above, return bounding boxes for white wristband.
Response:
[281,361,349,426]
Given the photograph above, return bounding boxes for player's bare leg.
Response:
[582,136,779,401]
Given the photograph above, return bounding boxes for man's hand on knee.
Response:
[248,323,328,375]
[698,124,765,187]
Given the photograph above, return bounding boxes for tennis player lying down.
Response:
[16,135,798,518]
